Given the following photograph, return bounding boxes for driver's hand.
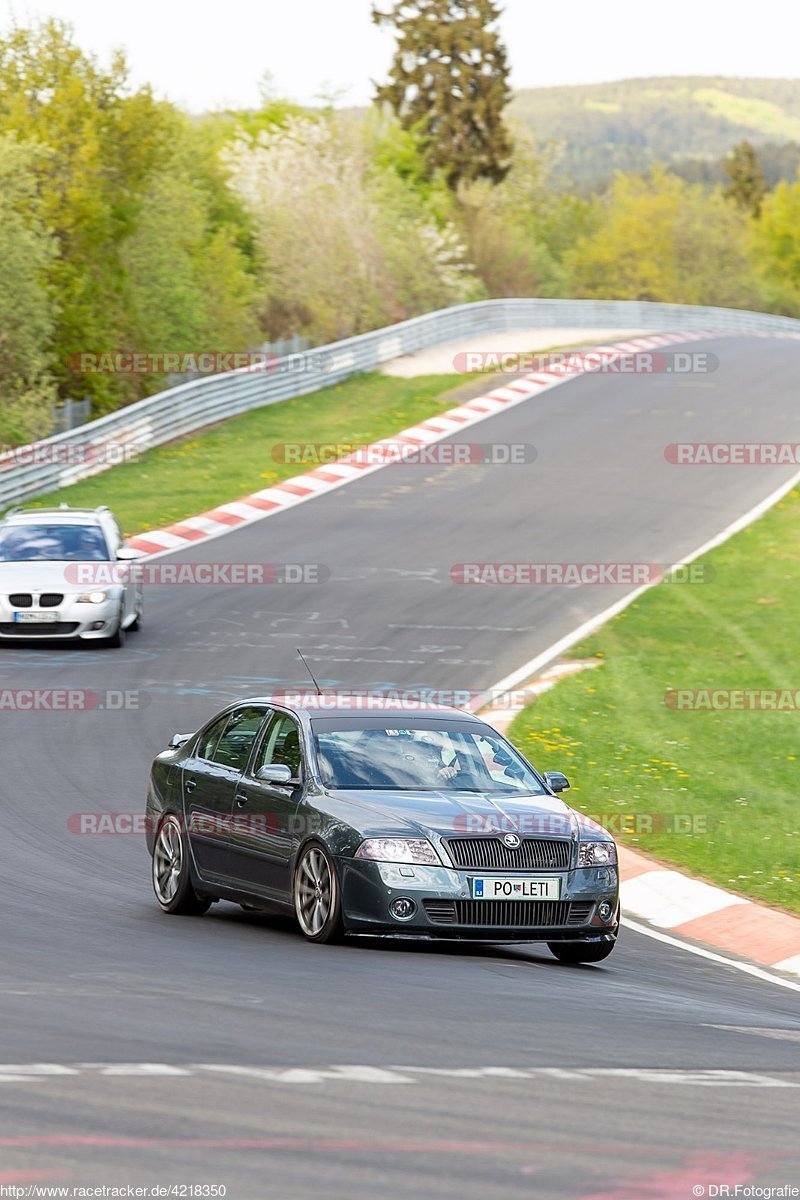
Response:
[439,760,460,780]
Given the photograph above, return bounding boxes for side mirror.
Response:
[117,546,142,561]
[544,771,570,793]
[256,763,293,785]
[169,733,192,749]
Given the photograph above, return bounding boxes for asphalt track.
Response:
[1,336,799,1198]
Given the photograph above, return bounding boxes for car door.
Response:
[182,705,270,885]
[227,710,306,901]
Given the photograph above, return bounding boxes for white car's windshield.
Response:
[313,723,546,793]
[0,524,110,562]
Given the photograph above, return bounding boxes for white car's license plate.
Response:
[471,876,561,900]
[13,611,60,624]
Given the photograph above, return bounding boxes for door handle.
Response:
[235,792,249,807]
[185,778,197,793]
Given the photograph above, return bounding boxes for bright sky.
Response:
[2,0,799,110]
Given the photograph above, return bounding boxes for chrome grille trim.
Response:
[443,837,572,870]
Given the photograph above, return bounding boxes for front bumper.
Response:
[338,857,619,942]
[0,594,122,641]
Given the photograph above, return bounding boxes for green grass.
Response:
[508,489,800,915]
[19,373,478,536]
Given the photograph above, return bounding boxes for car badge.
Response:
[502,833,521,849]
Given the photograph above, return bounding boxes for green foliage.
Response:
[225,112,481,343]
[457,133,588,297]
[0,135,57,446]
[0,19,262,414]
[372,0,513,189]
[752,175,800,315]
[723,140,766,217]
[565,167,762,308]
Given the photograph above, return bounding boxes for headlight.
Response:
[578,841,617,866]
[354,838,441,865]
[75,591,108,604]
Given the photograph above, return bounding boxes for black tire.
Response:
[292,842,344,944]
[151,814,211,915]
[548,939,616,964]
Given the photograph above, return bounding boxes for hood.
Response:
[0,561,114,593]
[323,786,580,840]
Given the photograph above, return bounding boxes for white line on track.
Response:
[621,918,800,995]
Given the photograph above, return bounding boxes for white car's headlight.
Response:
[578,841,617,867]
[75,591,108,604]
[355,838,441,865]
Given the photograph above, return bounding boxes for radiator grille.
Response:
[424,899,594,927]
[39,593,64,607]
[444,837,572,870]
[8,594,32,607]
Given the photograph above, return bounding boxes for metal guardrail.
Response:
[2,298,800,510]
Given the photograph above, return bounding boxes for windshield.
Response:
[0,524,110,562]
[313,724,546,793]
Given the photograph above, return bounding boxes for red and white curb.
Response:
[127,331,716,556]
[618,849,800,977]
[483,698,800,981]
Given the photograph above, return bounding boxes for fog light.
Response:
[90,621,106,630]
[390,897,416,921]
[598,901,614,922]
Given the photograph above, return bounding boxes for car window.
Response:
[197,715,230,761]
[252,713,303,780]
[0,523,110,562]
[312,724,545,793]
[210,707,269,772]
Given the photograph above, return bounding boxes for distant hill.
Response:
[509,77,800,185]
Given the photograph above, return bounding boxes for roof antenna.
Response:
[296,648,323,697]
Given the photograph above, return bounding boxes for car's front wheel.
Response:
[293,843,344,943]
[548,939,616,964]
[152,814,211,915]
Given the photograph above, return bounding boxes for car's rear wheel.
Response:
[152,814,211,915]
[548,939,616,964]
[293,843,343,943]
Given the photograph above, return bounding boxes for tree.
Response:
[724,140,766,218]
[0,19,175,411]
[225,112,480,342]
[565,167,761,309]
[372,0,512,190]
[751,175,800,314]
[0,135,58,447]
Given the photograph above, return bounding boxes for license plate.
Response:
[471,876,561,900]
[13,611,59,624]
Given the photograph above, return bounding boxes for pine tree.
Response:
[372,0,513,190]
[723,140,766,218]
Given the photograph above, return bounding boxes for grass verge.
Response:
[18,372,481,536]
[508,489,800,915]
